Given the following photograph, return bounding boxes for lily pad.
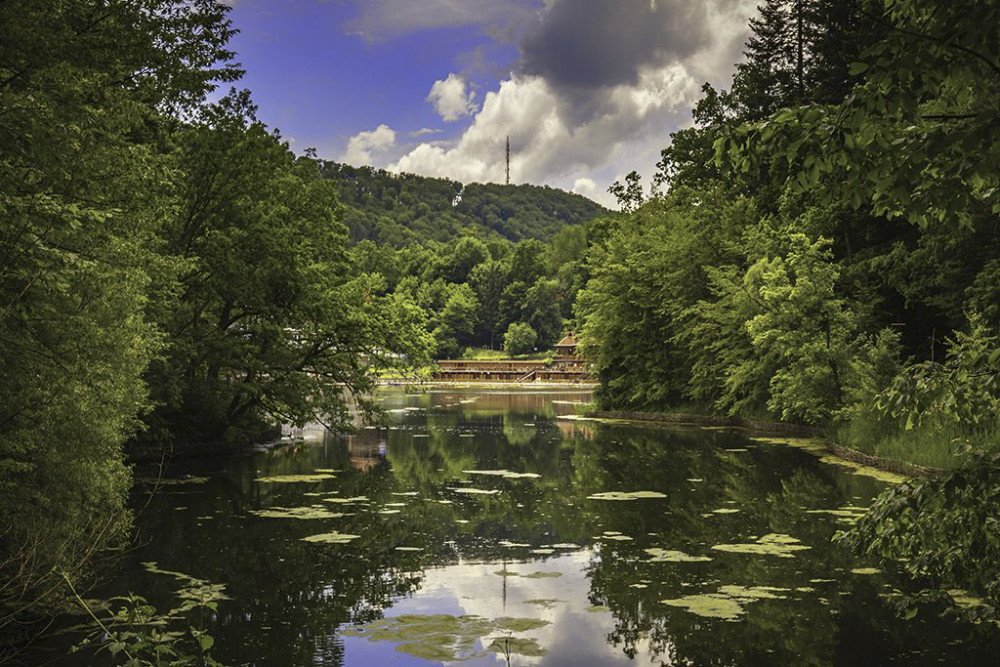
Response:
[663,585,789,621]
[487,637,546,657]
[645,548,712,563]
[712,533,811,558]
[522,599,562,609]
[341,613,549,662]
[255,473,336,484]
[663,594,746,620]
[451,487,501,495]
[495,570,562,579]
[463,469,541,479]
[587,491,667,501]
[301,531,360,544]
[250,506,345,520]
[323,496,369,504]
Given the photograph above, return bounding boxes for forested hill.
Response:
[318,162,609,246]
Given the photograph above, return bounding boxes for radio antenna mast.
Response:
[505,135,510,186]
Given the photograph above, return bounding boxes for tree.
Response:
[444,237,489,284]
[147,93,429,442]
[504,323,538,356]
[470,259,509,348]
[522,279,563,348]
[609,171,645,213]
[431,283,479,358]
[0,0,240,629]
[721,0,1000,230]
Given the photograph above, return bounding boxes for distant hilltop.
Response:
[319,162,609,247]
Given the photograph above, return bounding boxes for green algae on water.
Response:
[587,490,666,501]
[462,469,541,479]
[250,506,346,520]
[301,531,360,544]
[645,548,712,563]
[850,567,880,575]
[712,533,811,558]
[323,495,369,504]
[750,437,906,484]
[495,570,562,578]
[340,613,550,662]
[663,585,789,621]
[141,562,231,614]
[663,594,746,620]
[586,605,610,613]
[137,475,210,486]
[254,473,336,484]
[488,636,546,657]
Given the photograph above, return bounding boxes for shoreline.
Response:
[562,409,942,480]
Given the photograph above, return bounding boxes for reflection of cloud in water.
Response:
[340,552,657,666]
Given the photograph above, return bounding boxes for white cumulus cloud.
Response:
[427,74,478,122]
[342,124,397,166]
[391,63,699,207]
[572,177,597,197]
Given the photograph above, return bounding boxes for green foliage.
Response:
[875,317,1000,433]
[720,0,1000,229]
[71,589,223,666]
[0,0,239,627]
[431,284,479,358]
[837,450,1000,623]
[145,93,429,443]
[743,234,856,423]
[578,188,750,410]
[503,323,538,356]
[320,163,607,246]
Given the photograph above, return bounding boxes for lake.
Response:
[54,388,1000,665]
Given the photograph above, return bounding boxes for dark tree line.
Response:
[0,0,425,641]
[589,0,1000,621]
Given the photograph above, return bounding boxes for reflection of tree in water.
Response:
[108,391,1000,666]
[575,427,998,666]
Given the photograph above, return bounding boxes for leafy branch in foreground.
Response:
[64,568,225,666]
[836,449,1000,624]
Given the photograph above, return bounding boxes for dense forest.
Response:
[321,162,606,245]
[2,0,999,658]
[576,0,1000,621]
[0,0,432,641]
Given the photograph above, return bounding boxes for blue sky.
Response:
[224,0,755,206]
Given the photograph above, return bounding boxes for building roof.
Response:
[554,332,578,348]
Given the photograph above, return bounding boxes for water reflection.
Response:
[89,389,1000,666]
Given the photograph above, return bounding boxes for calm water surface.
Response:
[76,389,1000,665]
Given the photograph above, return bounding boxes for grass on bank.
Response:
[459,347,553,362]
[831,416,1000,470]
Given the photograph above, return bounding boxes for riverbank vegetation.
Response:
[0,0,430,645]
[576,0,1000,621]
[579,0,999,468]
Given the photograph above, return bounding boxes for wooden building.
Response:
[433,332,590,383]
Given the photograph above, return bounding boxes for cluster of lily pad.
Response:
[340,613,549,661]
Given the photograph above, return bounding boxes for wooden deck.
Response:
[433,358,591,383]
